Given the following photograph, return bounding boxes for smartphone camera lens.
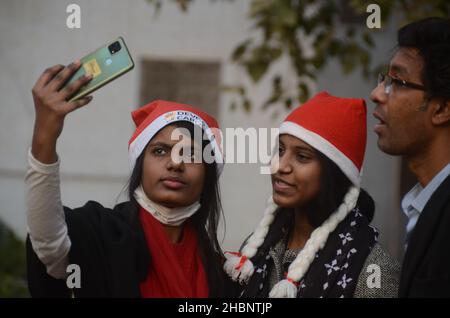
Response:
[108,41,122,55]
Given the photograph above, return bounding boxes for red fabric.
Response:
[138,206,209,298]
[284,91,367,170]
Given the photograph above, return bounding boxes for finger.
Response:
[62,95,93,114]
[46,60,82,92]
[59,73,93,101]
[33,64,65,90]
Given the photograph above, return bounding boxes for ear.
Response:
[431,100,450,126]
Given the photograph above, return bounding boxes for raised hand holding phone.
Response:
[63,37,134,102]
[30,37,134,164]
[31,61,94,164]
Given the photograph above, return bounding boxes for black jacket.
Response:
[26,200,235,298]
[399,174,450,297]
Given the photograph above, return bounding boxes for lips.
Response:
[161,176,186,190]
[272,176,295,193]
[373,111,387,134]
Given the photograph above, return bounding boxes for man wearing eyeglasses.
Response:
[370,17,450,297]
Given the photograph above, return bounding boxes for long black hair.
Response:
[306,150,374,228]
[126,121,228,297]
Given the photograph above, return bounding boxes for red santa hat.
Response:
[224,92,367,297]
[128,100,224,175]
[280,91,366,186]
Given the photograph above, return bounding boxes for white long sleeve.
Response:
[25,148,71,279]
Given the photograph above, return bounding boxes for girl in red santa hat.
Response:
[224,91,400,298]
[25,62,234,297]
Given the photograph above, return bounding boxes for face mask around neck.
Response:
[134,185,201,226]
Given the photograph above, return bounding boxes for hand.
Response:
[31,61,93,163]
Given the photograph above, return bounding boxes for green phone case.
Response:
[65,36,134,102]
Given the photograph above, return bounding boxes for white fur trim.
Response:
[280,121,361,186]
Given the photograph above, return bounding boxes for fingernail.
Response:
[74,59,81,65]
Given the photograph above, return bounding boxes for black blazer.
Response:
[399,174,450,297]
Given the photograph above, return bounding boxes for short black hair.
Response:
[398,17,450,103]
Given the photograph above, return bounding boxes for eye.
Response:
[153,147,167,156]
[181,147,201,163]
[278,146,285,156]
[391,77,407,88]
[296,152,310,162]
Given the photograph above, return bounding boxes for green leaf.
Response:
[284,98,293,109]
[346,27,356,38]
[298,83,310,103]
[232,40,252,62]
[245,61,269,82]
[362,31,375,47]
[0,220,28,297]
[243,99,252,113]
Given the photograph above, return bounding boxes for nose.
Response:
[370,83,387,106]
[277,153,293,175]
[166,151,184,172]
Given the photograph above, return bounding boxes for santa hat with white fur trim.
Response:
[128,100,224,175]
[224,91,367,297]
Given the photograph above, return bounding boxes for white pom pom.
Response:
[223,254,243,282]
[223,253,255,284]
[237,258,255,284]
[269,279,298,298]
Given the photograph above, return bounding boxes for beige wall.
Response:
[0,0,405,260]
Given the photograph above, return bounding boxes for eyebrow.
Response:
[148,140,198,150]
[147,141,174,149]
[389,63,409,77]
[295,146,315,154]
[280,140,315,153]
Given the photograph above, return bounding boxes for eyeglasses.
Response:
[377,73,426,95]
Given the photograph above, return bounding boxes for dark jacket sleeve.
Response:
[26,201,108,297]
[26,235,70,298]
[26,200,148,298]
[400,176,450,297]
[406,200,450,297]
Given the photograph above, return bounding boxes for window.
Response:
[139,59,220,117]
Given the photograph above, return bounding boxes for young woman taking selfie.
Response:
[25,61,233,297]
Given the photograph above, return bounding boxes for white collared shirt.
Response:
[402,162,450,251]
